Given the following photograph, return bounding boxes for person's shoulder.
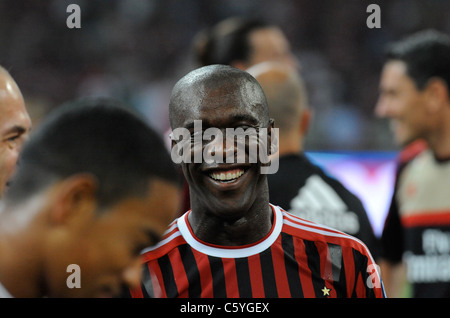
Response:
[140,216,186,262]
[280,208,371,254]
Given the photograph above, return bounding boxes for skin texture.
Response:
[0,176,180,298]
[170,65,275,246]
[0,68,31,196]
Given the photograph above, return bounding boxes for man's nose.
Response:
[203,132,236,162]
[374,97,390,118]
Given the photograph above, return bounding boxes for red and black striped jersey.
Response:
[131,204,385,298]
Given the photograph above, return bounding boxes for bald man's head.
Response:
[0,66,31,195]
[169,64,269,130]
[247,62,308,133]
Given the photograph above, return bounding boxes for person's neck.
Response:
[188,197,273,246]
[428,116,450,160]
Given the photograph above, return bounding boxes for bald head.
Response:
[169,64,269,130]
[0,66,31,196]
[0,66,24,103]
[247,62,308,133]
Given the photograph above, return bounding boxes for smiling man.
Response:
[131,65,384,298]
[375,30,450,298]
[0,99,181,297]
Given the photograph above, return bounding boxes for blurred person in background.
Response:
[375,29,450,298]
[0,66,31,198]
[192,16,298,70]
[0,99,181,297]
[247,61,378,259]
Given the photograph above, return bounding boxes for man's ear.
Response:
[299,108,312,136]
[267,118,278,156]
[424,78,449,113]
[49,174,99,226]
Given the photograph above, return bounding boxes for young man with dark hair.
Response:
[375,29,450,297]
[192,17,298,70]
[132,65,384,298]
[0,98,181,297]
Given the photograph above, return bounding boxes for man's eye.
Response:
[5,135,20,147]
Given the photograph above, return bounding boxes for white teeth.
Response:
[210,169,244,181]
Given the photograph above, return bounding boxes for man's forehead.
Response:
[383,60,408,77]
[176,94,265,129]
[381,60,416,90]
[177,78,263,108]
[170,66,267,127]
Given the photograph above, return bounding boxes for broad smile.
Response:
[209,168,246,183]
[202,165,251,190]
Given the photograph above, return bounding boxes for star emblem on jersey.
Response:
[322,286,331,296]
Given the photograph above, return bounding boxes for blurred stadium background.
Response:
[0,0,448,233]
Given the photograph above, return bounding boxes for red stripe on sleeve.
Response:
[342,247,356,298]
[149,261,167,298]
[316,241,336,298]
[355,271,366,298]
[129,285,143,298]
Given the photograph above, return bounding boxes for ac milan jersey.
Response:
[383,148,450,297]
[131,204,385,298]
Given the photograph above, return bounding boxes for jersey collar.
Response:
[177,203,283,258]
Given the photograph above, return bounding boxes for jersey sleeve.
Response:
[352,247,386,298]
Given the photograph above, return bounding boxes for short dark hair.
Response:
[385,29,450,90]
[193,17,271,67]
[5,98,180,209]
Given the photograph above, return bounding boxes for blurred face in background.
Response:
[42,177,180,297]
[0,70,31,196]
[375,60,430,147]
[247,27,298,70]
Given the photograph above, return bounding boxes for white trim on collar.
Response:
[177,204,283,258]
